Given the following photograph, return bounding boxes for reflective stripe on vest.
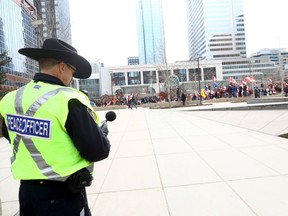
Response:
[11,85,93,181]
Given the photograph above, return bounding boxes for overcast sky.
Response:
[69,0,288,66]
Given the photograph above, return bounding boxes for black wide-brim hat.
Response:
[18,38,92,79]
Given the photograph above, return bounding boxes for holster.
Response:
[66,168,93,194]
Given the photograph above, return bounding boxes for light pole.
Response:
[249,59,255,97]
[279,52,284,97]
[284,65,288,96]
[109,71,113,97]
[192,60,197,96]
[197,56,202,105]
[281,67,284,97]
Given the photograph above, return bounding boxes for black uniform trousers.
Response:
[19,180,91,216]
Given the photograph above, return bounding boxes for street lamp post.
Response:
[109,71,113,97]
[284,65,288,96]
[277,50,284,97]
[190,55,202,105]
[249,59,255,97]
[197,57,202,105]
[193,60,197,96]
[281,68,284,97]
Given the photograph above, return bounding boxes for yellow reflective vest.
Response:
[0,81,99,181]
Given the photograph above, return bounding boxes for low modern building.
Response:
[96,56,278,98]
[73,63,102,99]
[104,60,223,96]
[222,57,277,83]
[251,48,288,70]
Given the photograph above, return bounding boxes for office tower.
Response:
[136,0,166,64]
[0,0,72,90]
[33,0,72,44]
[0,0,38,80]
[187,0,246,60]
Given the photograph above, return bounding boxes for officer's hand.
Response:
[100,121,109,136]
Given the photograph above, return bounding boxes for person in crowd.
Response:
[254,86,260,98]
[243,85,248,97]
[130,94,137,109]
[127,94,132,108]
[0,38,110,216]
[238,85,243,97]
[181,92,186,105]
[227,83,233,98]
[233,85,238,97]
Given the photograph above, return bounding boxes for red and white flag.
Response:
[228,77,237,84]
[267,77,272,82]
[250,76,257,82]
[243,76,257,83]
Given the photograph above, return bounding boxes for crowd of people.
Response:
[91,80,288,108]
[196,82,281,101]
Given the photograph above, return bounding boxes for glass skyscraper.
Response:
[33,0,72,44]
[187,0,246,60]
[0,0,72,90]
[0,0,38,80]
[136,0,166,64]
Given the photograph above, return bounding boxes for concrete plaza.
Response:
[1,102,288,215]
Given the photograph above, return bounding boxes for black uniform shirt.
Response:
[1,73,110,162]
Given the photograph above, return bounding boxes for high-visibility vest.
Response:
[0,81,99,181]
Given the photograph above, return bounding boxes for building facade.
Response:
[251,48,288,70]
[0,0,38,90]
[187,0,246,60]
[33,0,72,45]
[73,63,102,98]
[128,56,139,65]
[136,0,166,64]
[222,57,277,84]
[106,60,223,96]
[0,0,73,91]
[103,58,279,97]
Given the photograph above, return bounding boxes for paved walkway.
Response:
[1,102,288,216]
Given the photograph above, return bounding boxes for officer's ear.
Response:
[57,62,65,73]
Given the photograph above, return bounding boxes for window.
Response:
[127,71,141,85]
[143,71,156,84]
[112,72,126,86]
[173,69,187,82]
